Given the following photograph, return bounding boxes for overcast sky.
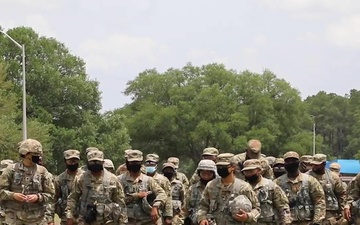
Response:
[1,0,360,111]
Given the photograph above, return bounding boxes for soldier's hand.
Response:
[26,194,39,203]
[233,209,249,222]
[13,193,26,202]
[137,192,149,198]
[199,220,209,225]
[164,217,172,225]
[66,218,74,225]
[48,223,54,225]
[150,206,159,223]
[344,208,351,221]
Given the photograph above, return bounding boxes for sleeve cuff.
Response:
[246,213,254,222]
[153,201,161,208]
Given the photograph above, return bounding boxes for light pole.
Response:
[310,115,316,155]
[0,30,27,140]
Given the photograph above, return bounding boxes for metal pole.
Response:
[22,45,27,140]
[1,30,27,140]
[313,122,316,155]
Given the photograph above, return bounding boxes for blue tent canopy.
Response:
[326,159,360,175]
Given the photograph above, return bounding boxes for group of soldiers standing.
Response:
[1,138,360,225]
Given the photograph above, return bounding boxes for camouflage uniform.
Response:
[116,150,147,175]
[167,157,189,190]
[118,150,167,225]
[345,172,360,224]
[54,150,83,225]
[232,139,274,180]
[329,162,347,190]
[189,147,219,186]
[197,153,261,224]
[273,158,286,179]
[266,156,276,168]
[299,155,313,173]
[0,139,55,225]
[307,154,348,225]
[184,160,217,225]
[0,159,14,224]
[275,151,326,225]
[242,159,292,225]
[66,150,128,225]
[145,153,173,224]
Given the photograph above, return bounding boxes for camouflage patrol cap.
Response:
[146,154,159,163]
[283,151,300,160]
[216,153,235,166]
[124,149,132,158]
[19,139,43,155]
[248,139,261,153]
[167,157,179,168]
[202,147,219,156]
[87,150,104,162]
[0,159,14,172]
[266,156,276,167]
[127,150,143,162]
[310,154,327,165]
[103,159,115,170]
[241,159,262,171]
[273,158,285,165]
[85,147,99,154]
[329,162,341,174]
[63,149,80,160]
[300,155,313,163]
[162,162,176,170]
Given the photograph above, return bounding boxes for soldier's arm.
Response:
[0,165,16,201]
[182,185,193,217]
[44,172,56,224]
[347,174,360,205]
[332,172,347,210]
[65,175,82,219]
[149,177,167,208]
[272,183,292,225]
[161,178,173,218]
[241,184,261,223]
[111,178,128,225]
[189,173,198,186]
[40,169,55,203]
[197,185,210,223]
[309,176,326,224]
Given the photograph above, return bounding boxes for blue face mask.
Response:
[146,166,157,174]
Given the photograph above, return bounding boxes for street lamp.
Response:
[0,30,27,140]
[309,115,316,155]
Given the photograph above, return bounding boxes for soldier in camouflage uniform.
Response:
[242,159,292,225]
[275,151,326,225]
[183,159,217,225]
[53,149,83,225]
[197,153,261,225]
[0,159,14,224]
[116,149,147,175]
[189,147,219,186]
[307,154,348,225]
[273,158,286,179]
[0,139,55,225]
[80,147,99,172]
[346,171,360,224]
[329,162,347,190]
[299,155,313,173]
[162,162,185,225]
[232,139,274,180]
[118,150,167,225]
[104,159,115,174]
[66,150,128,225]
[145,153,173,225]
[167,157,189,189]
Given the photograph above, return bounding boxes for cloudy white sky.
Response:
[1,0,360,111]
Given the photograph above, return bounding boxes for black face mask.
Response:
[284,161,300,173]
[31,155,41,164]
[217,167,231,178]
[126,163,142,173]
[245,174,259,183]
[67,163,79,172]
[274,171,286,178]
[313,163,326,175]
[163,172,174,180]
[88,164,103,173]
